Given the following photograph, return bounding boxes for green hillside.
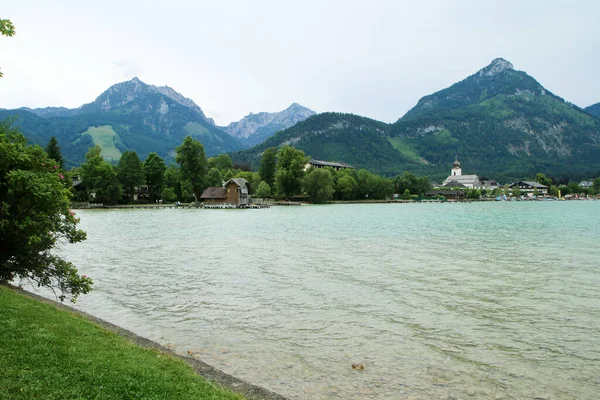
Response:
[585,102,600,118]
[390,59,600,181]
[231,112,426,176]
[82,125,122,160]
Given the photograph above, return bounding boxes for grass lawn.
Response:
[0,286,244,400]
[82,125,122,160]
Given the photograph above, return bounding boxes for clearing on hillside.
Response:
[83,125,122,160]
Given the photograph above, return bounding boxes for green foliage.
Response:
[0,18,16,78]
[401,189,412,200]
[80,146,122,205]
[176,136,207,201]
[535,173,552,187]
[0,121,91,301]
[208,153,233,171]
[255,181,271,198]
[144,153,166,201]
[558,185,570,196]
[161,187,177,203]
[258,147,277,187]
[567,181,581,194]
[304,168,334,203]
[0,18,16,37]
[394,172,432,196]
[0,287,244,399]
[45,136,64,169]
[117,151,144,201]
[468,189,481,199]
[336,174,358,200]
[206,167,223,187]
[512,186,522,197]
[274,145,308,198]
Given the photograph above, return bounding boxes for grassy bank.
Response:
[0,285,243,400]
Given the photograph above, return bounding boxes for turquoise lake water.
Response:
[46,202,600,399]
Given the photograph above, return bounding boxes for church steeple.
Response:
[451,158,462,176]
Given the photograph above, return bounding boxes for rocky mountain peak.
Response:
[478,58,514,77]
[84,77,213,123]
[225,103,316,147]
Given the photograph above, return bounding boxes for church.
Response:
[441,159,497,189]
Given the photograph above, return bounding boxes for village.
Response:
[70,157,599,209]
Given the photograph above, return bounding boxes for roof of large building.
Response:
[442,174,481,186]
[509,181,548,189]
[308,159,354,169]
[443,180,468,188]
[200,187,227,199]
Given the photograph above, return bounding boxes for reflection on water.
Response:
[48,202,600,399]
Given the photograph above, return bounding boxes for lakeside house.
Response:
[304,159,354,171]
[200,178,249,205]
[508,181,548,195]
[441,159,498,190]
[579,181,594,189]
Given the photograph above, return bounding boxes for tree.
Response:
[143,153,166,201]
[255,181,271,198]
[0,18,16,78]
[176,136,207,201]
[259,147,277,188]
[117,151,144,202]
[336,175,357,200]
[208,154,233,172]
[304,168,334,203]
[45,136,64,169]
[161,187,177,203]
[535,173,552,188]
[0,121,92,301]
[206,167,223,187]
[274,145,307,199]
[80,146,122,205]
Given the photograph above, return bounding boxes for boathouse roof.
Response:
[200,187,227,199]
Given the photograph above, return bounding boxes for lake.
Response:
[43,202,600,399]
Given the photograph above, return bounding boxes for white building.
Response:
[442,159,481,189]
[441,159,499,190]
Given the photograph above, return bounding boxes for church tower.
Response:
[451,158,462,177]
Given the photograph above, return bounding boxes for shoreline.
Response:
[9,285,288,400]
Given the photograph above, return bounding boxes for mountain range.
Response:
[2,58,600,181]
[0,78,314,166]
[232,58,600,182]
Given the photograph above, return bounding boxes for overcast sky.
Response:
[1,0,599,125]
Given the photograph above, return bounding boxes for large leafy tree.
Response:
[0,121,92,301]
[175,136,207,201]
[45,136,64,169]
[80,146,122,205]
[304,168,334,204]
[208,154,233,172]
[336,174,358,200]
[143,153,166,202]
[117,151,144,201]
[274,145,307,199]
[0,18,16,78]
[259,147,277,188]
